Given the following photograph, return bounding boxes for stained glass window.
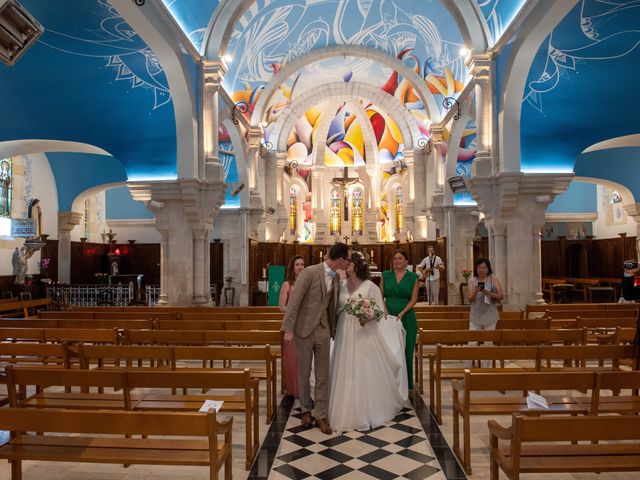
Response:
[0,158,12,217]
[330,188,341,236]
[395,187,404,232]
[289,187,297,235]
[351,188,363,236]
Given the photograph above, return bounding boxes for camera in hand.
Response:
[624,260,638,270]
[478,281,485,291]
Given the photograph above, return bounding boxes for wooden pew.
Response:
[0,318,155,330]
[0,297,52,318]
[0,408,232,480]
[6,365,257,470]
[429,345,540,424]
[452,370,596,474]
[0,327,45,342]
[526,302,639,318]
[489,414,640,479]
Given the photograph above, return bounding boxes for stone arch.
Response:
[500,0,578,172]
[251,45,441,125]
[444,106,474,204]
[271,82,421,153]
[582,134,640,154]
[70,182,127,214]
[0,140,111,159]
[572,176,635,206]
[441,0,490,51]
[111,0,199,179]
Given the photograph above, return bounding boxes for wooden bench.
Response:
[429,345,539,424]
[0,327,45,342]
[0,407,232,480]
[489,413,640,480]
[0,298,52,318]
[526,302,639,318]
[6,365,258,470]
[453,370,596,474]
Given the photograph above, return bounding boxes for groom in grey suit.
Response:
[282,243,351,434]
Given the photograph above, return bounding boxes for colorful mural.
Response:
[325,103,366,166]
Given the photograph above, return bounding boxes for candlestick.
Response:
[262,267,266,278]
[319,250,323,262]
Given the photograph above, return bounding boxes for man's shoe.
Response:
[315,418,333,435]
[301,411,314,428]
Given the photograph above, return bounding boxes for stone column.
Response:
[129,178,226,306]
[57,211,82,284]
[471,172,573,309]
[429,125,445,192]
[466,52,495,176]
[157,228,170,305]
[192,228,209,305]
[203,61,227,180]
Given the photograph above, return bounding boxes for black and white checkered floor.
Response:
[267,402,447,480]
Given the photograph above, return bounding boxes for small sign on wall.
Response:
[11,218,36,237]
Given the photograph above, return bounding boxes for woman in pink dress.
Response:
[279,255,305,397]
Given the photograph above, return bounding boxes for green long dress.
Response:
[382,269,418,389]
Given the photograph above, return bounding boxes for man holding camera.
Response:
[418,245,444,305]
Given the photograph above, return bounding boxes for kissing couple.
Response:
[282,243,408,434]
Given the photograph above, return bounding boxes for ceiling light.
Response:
[459,47,469,57]
[0,0,44,66]
[222,55,232,63]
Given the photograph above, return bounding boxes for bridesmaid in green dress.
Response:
[380,249,419,390]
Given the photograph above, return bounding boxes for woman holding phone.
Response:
[467,258,504,330]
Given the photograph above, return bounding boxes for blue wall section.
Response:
[47,153,128,211]
[106,186,153,219]
[574,147,640,202]
[0,1,178,179]
[547,181,597,214]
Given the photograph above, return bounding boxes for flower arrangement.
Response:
[461,268,472,280]
[224,275,234,288]
[343,293,384,326]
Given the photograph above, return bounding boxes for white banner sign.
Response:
[11,218,36,237]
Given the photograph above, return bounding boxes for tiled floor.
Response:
[263,400,449,480]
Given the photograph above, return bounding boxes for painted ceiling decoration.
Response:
[161,0,219,53]
[475,0,528,46]
[226,0,467,138]
[520,0,640,173]
[0,0,178,181]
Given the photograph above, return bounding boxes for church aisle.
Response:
[250,395,465,480]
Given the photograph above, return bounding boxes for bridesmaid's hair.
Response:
[285,255,304,286]
[474,258,493,276]
[351,251,370,281]
[393,249,410,262]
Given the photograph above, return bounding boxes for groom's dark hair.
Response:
[351,251,371,281]
[328,242,349,260]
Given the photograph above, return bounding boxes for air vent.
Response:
[0,0,43,66]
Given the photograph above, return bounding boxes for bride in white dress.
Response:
[328,251,408,432]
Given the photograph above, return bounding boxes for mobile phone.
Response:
[478,281,485,291]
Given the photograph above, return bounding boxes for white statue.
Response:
[14,245,36,285]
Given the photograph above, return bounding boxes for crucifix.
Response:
[331,166,359,221]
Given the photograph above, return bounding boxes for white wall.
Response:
[593,185,637,239]
[0,153,58,276]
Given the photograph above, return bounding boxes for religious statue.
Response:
[27,198,43,239]
[14,245,37,285]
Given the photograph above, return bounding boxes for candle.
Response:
[370,250,374,261]
[262,268,266,278]
[319,250,323,261]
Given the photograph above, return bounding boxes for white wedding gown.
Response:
[328,279,408,432]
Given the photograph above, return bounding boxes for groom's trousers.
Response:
[296,323,331,419]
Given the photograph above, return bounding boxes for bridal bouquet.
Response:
[343,293,384,326]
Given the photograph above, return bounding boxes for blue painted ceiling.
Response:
[520,0,640,175]
[475,0,527,46]
[0,0,179,181]
[161,0,219,53]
